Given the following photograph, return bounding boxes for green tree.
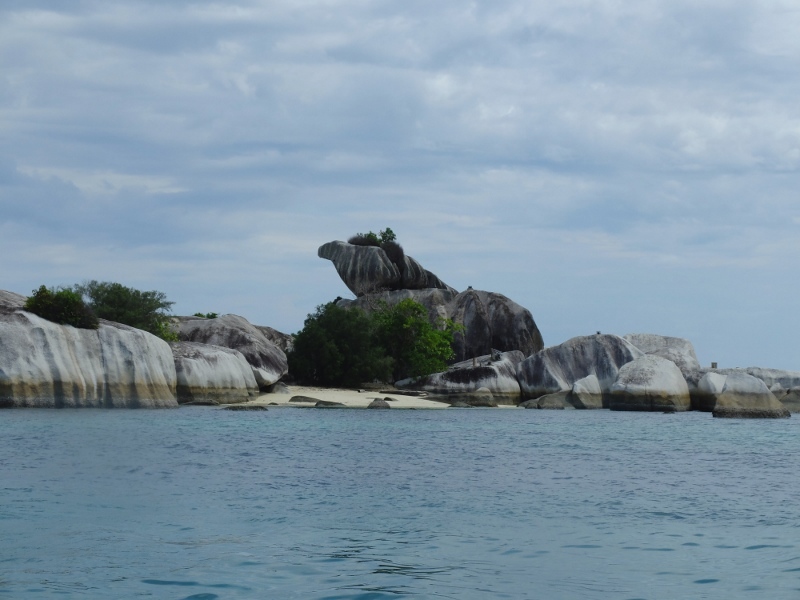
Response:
[24,285,98,329]
[287,302,392,387]
[373,298,457,381]
[73,280,177,341]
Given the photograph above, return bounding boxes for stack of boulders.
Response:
[0,289,289,408]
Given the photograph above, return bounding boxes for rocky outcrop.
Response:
[777,388,800,413]
[569,374,604,409]
[696,372,791,418]
[177,314,288,389]
[395,351,523,405]
[623,334,701,377]
[608,355,691,412]
[255,325,294,354]
[318,240,456,296]
[0,308,177,408]
[367,398,391,409]
[172,342,258,405]
[341,288,543,362]
[518,334,643,401]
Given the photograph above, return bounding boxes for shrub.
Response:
[72,280,177,341]
[348,227,397,247]
[288,302,392,387]
[193,312,219,319]
[24,285,98,329]
[380,240,405,269]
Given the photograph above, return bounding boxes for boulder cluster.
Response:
[0,290,288,408]
[1,236,797,417]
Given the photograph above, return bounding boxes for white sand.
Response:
[249,385,451,409]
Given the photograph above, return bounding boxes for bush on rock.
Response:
[24,285,98,329]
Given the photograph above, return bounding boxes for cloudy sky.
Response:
[2,0,799,369]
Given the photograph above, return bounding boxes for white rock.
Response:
[172,342,259,405]
[609,355,690,412]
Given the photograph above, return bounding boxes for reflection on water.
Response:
[2,408,800,598]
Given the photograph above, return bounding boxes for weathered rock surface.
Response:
[609,355,691,412]
[367,398,391,409]
[778,388,800,413]
[318,240,456,296]
[172,342,258,405]
[255,325,294,354]
[223,404,268,411]
[315,400,347,408]
[395,351,523,404]
[341,289,543,362]
[177,314,288,389]
[623,334,701,377]
[0,307,177,408]
[536,391,568,409]
[697,372,791,418]
[569,374,604,409]
[0,290,26,312]
[518,334,643,400]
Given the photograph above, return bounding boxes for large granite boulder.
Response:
[569,374,604,409]
[777,388,800,413]
[623,333,701,377]
[340,288,543,362]
[608,355,691,412]
[696,371,791,418]
[395,351,523,405]
[0,304,177,408]
[518,334,643,401]
[318,240,456,296]
[172,342,259,405]
[177,314,288,389]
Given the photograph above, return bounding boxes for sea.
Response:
[1,406,799,599]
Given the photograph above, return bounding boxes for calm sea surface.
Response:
[1,407,799,599]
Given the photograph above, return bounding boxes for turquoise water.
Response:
[1,407,799,599]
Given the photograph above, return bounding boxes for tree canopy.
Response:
[24,285,98,329]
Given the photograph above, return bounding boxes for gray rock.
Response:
[536,391,567,409]
[569,374,604,409]
[222,404,268,411]
[318,240,456,296]
[255,325,294,354]
[0,290,26,313]
[778,388,800,413]
[171,341,258,405]
[623,333,701,377]
[0,304,177,408]
[289,395,320,403]
[265,381,291,394]
[178,314,288,389]
[315,400,347,408]
[609,355,691,412]
[698,372,791,418]
[395,351,523,405]
[518,334,643,400]
[367,398,391,409]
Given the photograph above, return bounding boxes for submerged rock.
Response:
[367,398,391,409]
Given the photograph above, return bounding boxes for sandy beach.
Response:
[245,386,516,409]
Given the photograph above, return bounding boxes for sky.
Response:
[2,0,799,370]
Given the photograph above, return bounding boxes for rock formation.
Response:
[623,333,701,377]
[696,371,791,418]
[518,334,643,401]
[318,240,456,296]
[396,351,523,405]
[0,303,177,408]
[172,342,259,405]
[608,355,691,412]
[570,374,604,409]
[177,314,288,389]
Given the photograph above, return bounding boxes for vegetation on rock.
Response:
[288,298,458,386]
[193,312,219,319]
[347,227,397,247]
[72,280,178,341]
[24,285,99,329]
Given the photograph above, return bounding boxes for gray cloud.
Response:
[2,0,799,368]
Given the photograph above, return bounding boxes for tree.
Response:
[72,280,177,341]
[373,298,458,381]
[24,285,98,329]
[287,302,393,387]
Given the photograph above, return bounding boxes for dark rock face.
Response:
[171,341,258,405]
[608,355,691,412]
[396,351,523,404]
[178,315,288,389]
[367,398,391,409]
[318,240,456,296]
[778,389,800,413]
[255,325,294,354]
[340,288,543,363]
[223,404,268,411]
[518,334,643,401]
